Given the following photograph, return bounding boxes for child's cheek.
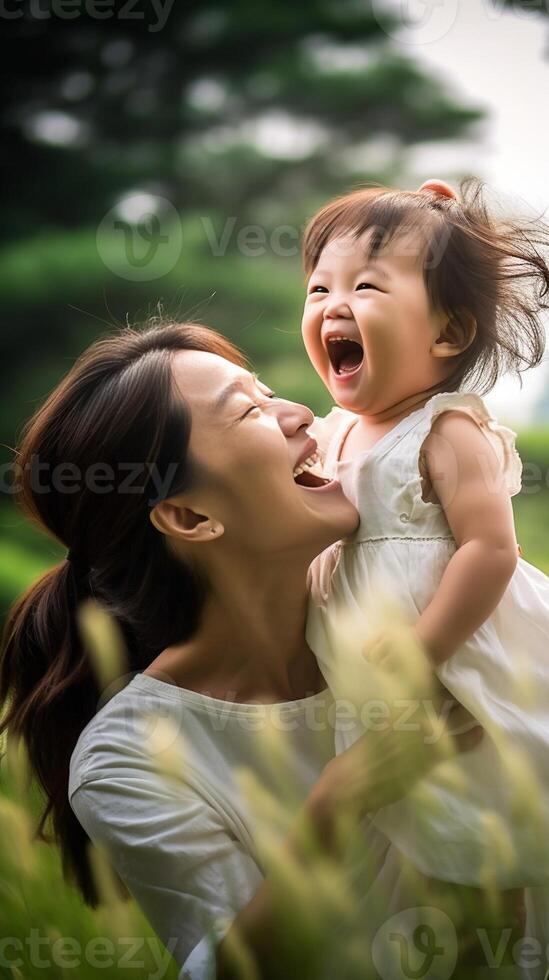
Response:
[301,315,321,359]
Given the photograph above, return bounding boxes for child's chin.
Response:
[328,378,367,411]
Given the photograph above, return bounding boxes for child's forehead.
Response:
[315,227,428,273]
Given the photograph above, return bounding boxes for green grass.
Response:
[0,774,181,979]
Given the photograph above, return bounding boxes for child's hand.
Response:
[362,623,429,674]
[362,629,399,670]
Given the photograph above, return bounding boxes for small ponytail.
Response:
[0,320,246,906]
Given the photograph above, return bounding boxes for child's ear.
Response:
[417,179,458,201]
[432,309,477,358]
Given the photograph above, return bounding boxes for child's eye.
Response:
[309,285,328,294]
[356,282,377,291]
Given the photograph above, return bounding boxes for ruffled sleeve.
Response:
[424,391,523,497]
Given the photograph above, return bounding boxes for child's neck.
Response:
[362,387,438,425]
[338,388,439,461]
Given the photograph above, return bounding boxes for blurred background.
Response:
[2,2,549,974]
[2,0,549,626]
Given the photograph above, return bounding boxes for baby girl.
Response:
[300,177,549,945]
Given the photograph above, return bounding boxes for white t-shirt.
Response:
[68,672,339,977]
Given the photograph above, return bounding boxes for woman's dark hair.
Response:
[303,177,549,395]
[0,320,246,907]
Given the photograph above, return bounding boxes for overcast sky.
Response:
[382,0,549,425]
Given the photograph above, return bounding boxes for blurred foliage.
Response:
[1,0,483,238]
[0,758,181,979]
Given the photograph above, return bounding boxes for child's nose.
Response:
[323,295,352,320]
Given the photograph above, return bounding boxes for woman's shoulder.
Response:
[68,672,206,803]
[68,673,155,801]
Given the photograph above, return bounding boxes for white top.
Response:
[69,672,422,979]
[69,672,336,975]
[307,392,549,914]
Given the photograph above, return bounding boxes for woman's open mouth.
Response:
[326,336,364,378]
[293,452,335,491]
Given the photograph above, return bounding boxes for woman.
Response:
[1,321,490,979]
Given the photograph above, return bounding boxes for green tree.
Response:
[0,0,483,240]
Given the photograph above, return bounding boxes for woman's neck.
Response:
[148,551,325,703]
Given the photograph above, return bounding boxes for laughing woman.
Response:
[1,322,484,979]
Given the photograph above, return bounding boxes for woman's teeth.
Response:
[293,452,320,479]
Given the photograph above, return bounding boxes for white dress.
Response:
[307,391,549,935]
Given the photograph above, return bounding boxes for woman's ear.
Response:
[149,499,224,543]
[417,179,458,201]
[431,309,477,358]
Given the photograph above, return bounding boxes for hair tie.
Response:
[66,548,89,582]
[417,179,458,201]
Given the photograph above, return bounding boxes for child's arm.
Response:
[410,409,519,665]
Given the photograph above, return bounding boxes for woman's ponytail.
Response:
[1,559,104,903]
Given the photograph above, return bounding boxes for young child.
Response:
[301,178,549,919]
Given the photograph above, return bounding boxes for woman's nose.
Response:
[274,398,314,436]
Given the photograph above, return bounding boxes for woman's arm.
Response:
[214,697,483,980]
[412,410,519,665]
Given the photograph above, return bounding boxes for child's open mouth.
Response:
[326,336,364,377]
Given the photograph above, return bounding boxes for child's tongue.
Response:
[339,349,363,373]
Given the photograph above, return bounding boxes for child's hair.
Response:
[302,178,549,395]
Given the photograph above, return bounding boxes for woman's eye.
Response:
[240,393,276,420]
[240,404,262,420]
